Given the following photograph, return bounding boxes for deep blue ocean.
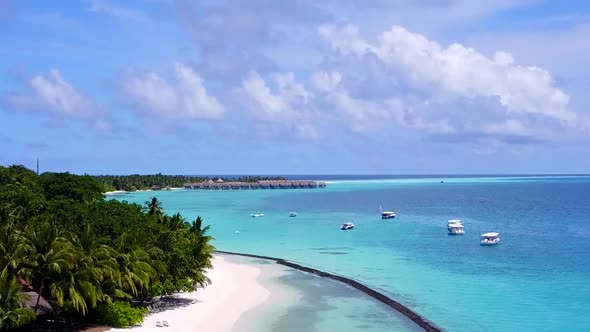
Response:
[111,176,590,331]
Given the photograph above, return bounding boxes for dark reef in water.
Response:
[215,250,443,332]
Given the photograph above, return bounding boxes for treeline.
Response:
[96,174,207,191]
[97,174,287,191]
[0,165,214,330]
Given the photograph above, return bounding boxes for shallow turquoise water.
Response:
[226,254,421,332]
[112,176,590,331]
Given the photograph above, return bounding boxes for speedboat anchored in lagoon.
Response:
[340,222,354,230]
[480,232,500,245]
[251,213,264,218]
[381,211,396,219]
[289,212,297,217]
[379,205,395,219]
[447,219,464,234]
[448,223,465,235]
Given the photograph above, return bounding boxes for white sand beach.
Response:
[108,255,271,332]
[103,190,128,195]
[103,188,184,195]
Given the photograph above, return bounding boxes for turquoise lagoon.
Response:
[112,176,590,331]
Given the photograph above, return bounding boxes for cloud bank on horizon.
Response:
[1,0,589,174]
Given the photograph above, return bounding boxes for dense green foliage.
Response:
[96,174,287,191]
[95,301,148,328]
[0,165,215,330]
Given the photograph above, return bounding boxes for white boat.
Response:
[480,232,500,245]
[289,212,297,217]
[251,213,264,218]
[448,219,462,225]
[379,205,395,219]
[448,223,465,235]
[381,211,396,219]
[340,222,354,230]
[447,219,463,229]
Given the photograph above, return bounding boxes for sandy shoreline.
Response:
[103,188,184,195]
[108,255,270,332]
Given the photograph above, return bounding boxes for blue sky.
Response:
[1,0,590,175]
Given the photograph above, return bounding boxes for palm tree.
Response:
[0,211,33,276]
[114,248,156,297]
[0,267,35,330]
[75,225,117,274]
[167,213,188,231]
[188,216,209,236]
[28,220,74,315]
[187,216,215,288]
[49,263,106,316]
[112,234,159,298]
[145,197,163,219]
[73,225,120,301]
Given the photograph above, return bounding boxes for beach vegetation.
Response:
[94,301,148,328]
[96,174,287,191]
[0,164,215,330]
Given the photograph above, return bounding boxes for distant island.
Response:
[96,174,288,191]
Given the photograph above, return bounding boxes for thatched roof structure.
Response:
[215,178,224,183]
[19,291,53,316]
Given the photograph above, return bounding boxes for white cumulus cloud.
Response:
[237,71,319,140]
[2,69,106,123]
[28,69,100,117]
[317,23,587,142]
[121,62,224,120]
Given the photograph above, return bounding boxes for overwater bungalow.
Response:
[151,185,161,191]
[176,178,326,191]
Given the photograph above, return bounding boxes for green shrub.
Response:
[95,301,148,328]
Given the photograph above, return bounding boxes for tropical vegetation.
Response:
[97,174,287,191]
[0,165,215,330]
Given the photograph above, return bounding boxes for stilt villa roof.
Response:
[215,178,224,183]
[20,291,53,316]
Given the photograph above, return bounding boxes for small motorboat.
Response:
[251,213,264,218]
[379,205,395,219]
[340,222,354,230]
[447,219,463,229]
[448,223,465,235]
[480,232,500,245]
[381,211,396,219]
[289,212,297,217]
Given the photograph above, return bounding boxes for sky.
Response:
[1,0,590,175]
